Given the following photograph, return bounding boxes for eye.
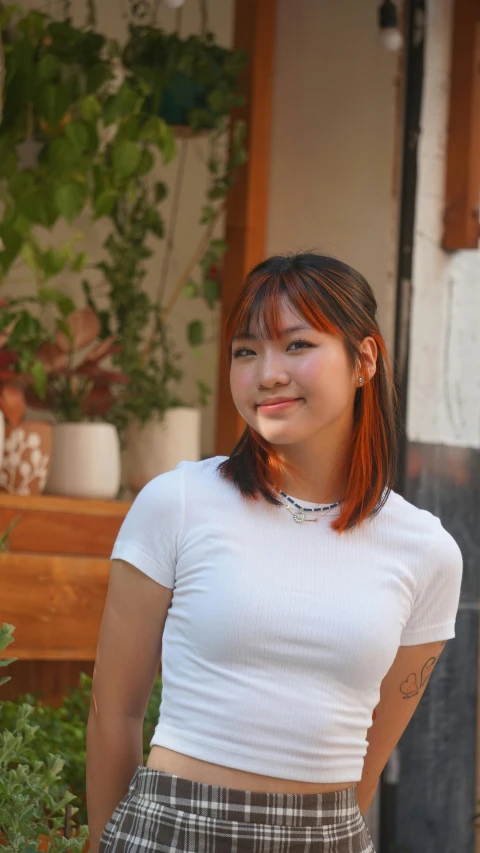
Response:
[287,339,314,351]
[232,346,255,358]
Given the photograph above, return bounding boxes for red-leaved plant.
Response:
[0,300,33,427]
[0,294,53,427]
[0,350,27,428]
[27,307,129,423]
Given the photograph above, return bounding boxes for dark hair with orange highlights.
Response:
[217,252,400,533]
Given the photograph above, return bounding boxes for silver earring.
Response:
[358,377,364,384]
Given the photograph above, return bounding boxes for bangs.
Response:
[225,268,340,351]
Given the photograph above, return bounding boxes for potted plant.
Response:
[27,306,129,499]
[0,4,118,495]
[0,5,156,496]
[0,248,98,496]
[122,25,246,131]
[0,298,54,496]
[86,178,206,491]
[100,26,246,491]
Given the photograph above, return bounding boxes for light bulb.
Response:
[162,0,186,8]
[379,28,403,51]
[378,1,403,52]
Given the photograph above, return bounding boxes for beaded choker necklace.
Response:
[279,491,341,524]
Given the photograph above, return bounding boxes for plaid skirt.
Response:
[99,765,376,852]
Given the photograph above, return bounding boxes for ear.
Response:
[359,337,378,381]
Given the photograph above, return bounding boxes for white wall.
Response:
[266,0,401,350]
[407,0,480,449]
[3,0,234,458]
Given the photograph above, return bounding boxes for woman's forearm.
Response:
[86,711,144,853]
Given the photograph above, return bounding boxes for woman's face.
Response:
[230,297,375,448]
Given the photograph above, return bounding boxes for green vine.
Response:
[0,5,248,433]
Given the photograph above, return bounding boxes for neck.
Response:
[275,427,352,505]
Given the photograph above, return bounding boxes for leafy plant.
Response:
[84,176,186,434]
[0,295,52,426]
[0,6,115,278]
[0,667,163,828]
[91,22,248,427]
[0,623,89,852]
[122,26,246,130]
[26,306,129,422]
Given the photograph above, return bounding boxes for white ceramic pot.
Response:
[46,423,121,499]
[0,421,52,495]
[123,407,201,493]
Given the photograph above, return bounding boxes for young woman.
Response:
[87,253,463,853]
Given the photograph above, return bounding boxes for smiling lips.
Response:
[257,397,302,412]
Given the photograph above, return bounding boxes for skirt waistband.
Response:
[128,766,360,828]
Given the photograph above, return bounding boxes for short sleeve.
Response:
[400,520,463,646]
[110,465,185,589]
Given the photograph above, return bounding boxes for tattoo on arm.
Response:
[400,643,446,699]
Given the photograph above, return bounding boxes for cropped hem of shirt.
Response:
[110,543,175,590]
[150,721,364,783]
[399,620,456,646]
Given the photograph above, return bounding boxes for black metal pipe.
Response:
[392,0,426,498]
[380,2,426,852]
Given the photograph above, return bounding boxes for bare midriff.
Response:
[146,745,357,794]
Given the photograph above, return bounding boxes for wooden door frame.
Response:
[442,0,480,250]
[214,0,277,456]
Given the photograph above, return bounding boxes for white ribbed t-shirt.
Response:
[111,455,463,783]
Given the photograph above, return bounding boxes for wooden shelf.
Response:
[0,492,131,515]
[0,553,110,660]
[0,493,131,699]
[0,492,131,558]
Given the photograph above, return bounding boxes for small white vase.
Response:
[46,423,121,499]
[0,421,52,495]
[123,407,201,493]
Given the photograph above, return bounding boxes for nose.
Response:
[257,350,290,389]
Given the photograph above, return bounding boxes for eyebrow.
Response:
[231,324,311,342]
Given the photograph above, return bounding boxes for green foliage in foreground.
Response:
[0,623,89,851]
[0,662,163,828]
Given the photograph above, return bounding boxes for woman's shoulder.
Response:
[141,455,230,502]
[118,456,231,546]
[176,454,229,475]
[173,455,229,489]
[144,455,228,488]
[381,488,438,526]
[378,488,461,558]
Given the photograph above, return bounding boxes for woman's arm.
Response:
[86,558,173,853]
[356,639,447,815]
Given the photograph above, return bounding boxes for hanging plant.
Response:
[0,4,114,279]
[122,25,247,130]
